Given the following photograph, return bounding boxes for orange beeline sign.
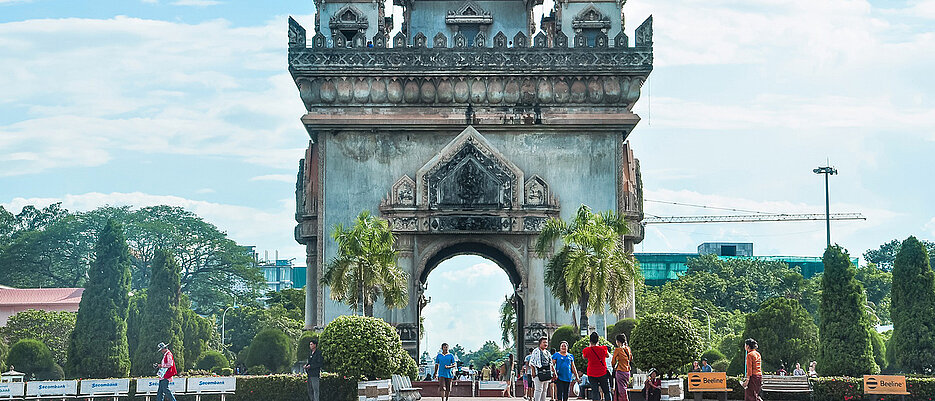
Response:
[688,372,728,391]
[864,375,910,395]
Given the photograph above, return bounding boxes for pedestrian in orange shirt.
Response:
[742,338,762,401]
[612,334,632,401]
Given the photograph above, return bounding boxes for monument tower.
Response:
[291,0,653,356]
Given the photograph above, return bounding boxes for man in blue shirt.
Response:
[701,358,713,372]
[433,343,456,401]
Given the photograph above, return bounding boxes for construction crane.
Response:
[640,199,866,225]
[642,213,865,224]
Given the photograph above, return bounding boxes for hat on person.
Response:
[157,342,168,351]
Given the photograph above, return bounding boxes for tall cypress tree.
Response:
[818,245,878,375]
[66,220,132,378]
[890,236,935,373]
[132,249,185,376]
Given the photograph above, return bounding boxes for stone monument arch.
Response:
[290,0,653,357]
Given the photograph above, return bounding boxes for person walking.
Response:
[434,343,457,401]
[524,348,534,400]
[612,334,631,401]
[503,354,516,398]
[551,341,579,401]
[742,338,763,401]
[154,342,177,401]
[303,338,323,401]
[529,337,556,401]
[582,332,611,401]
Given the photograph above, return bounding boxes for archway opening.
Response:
[419,243,525,381]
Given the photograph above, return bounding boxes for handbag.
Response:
[536,350,553,382]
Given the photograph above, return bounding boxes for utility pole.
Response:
[813,165,838,248]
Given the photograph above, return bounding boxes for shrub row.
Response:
[683,376,935,401]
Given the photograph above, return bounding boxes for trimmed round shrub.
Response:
[296,331,320,362]
[38,364,64,380]
[550,325,581,350]
[196,350,230,373]
[631,314,703,378]
[245,328,293,373]
[319,315,406,380]
[247,365,271,375]
[7,339,56,378]
[396,349,418,380]
[570,335,614,374]
[711,359,729,372]
[701,349,727,364]
[607,318,638,343]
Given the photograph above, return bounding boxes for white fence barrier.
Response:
[0,382,26,400]
[25,380,78,400]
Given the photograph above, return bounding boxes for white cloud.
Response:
[250,174,295,183]
[443,262,504,284]
[0,15,314,176]
[1,192,306,264]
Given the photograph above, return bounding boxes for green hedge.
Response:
[227,374,356,401]
[683,375,935,401]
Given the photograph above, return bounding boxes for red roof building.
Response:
[0,286,83,326]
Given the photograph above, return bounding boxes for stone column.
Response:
[304,244,318,329]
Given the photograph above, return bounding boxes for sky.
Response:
[1,0,934,348]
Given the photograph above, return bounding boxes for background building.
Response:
[636,242,856,286]
[0,285,83,326]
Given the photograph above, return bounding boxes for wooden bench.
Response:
[761,375,811,394]
[0,382,25,401]
[390,375,421,401]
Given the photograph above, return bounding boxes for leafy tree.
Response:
[132,249,185,376]
[683,255,807,313]
[742,297,818,372]
[865,238,935,272]
[196,350,230,373]
[0,340,7,371]
[7,339,63,380]
[499,295,516,347]
[296,331,320,361]
[319,315,408,380]
[66,220,132,378]
[322,210,408,317]
[857,264,893,324]
[182,307,218,370]
[266,288,306,321]
[245,328,293,373]
[1,309,76,366]
[607,318,638,343]
[869,329,887,371]
[464,341,508,368]
[889,236,935,374]
[550,325,582,351]
[448,344,467,363]
[818,245,878,376]
[701,349,727,364]
[630,314,703,377]
[535,205,641,332]
[0,205,95,288]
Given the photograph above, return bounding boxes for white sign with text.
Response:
[80,379,130,395]
[26,380,78,396]
[136,378,186,394]
[0,382,26,398]
[186,377,236,393]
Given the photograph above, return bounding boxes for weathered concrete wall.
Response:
[320,127,618,328]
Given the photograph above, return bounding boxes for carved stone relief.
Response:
[572,5,611,30]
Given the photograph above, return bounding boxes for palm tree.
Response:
[534,205,641,332]
[499,294,516,347]
[321,210,408,316]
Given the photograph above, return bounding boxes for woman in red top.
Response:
[582,332,611,401]
[742,338,763,401]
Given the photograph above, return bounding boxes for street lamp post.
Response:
[813,165,838,248]
[693,307,711,344]
[221,304,238,350]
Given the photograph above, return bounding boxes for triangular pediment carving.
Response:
[446,1,493,25]
[416,126,524,211]
[572,4,611,30]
